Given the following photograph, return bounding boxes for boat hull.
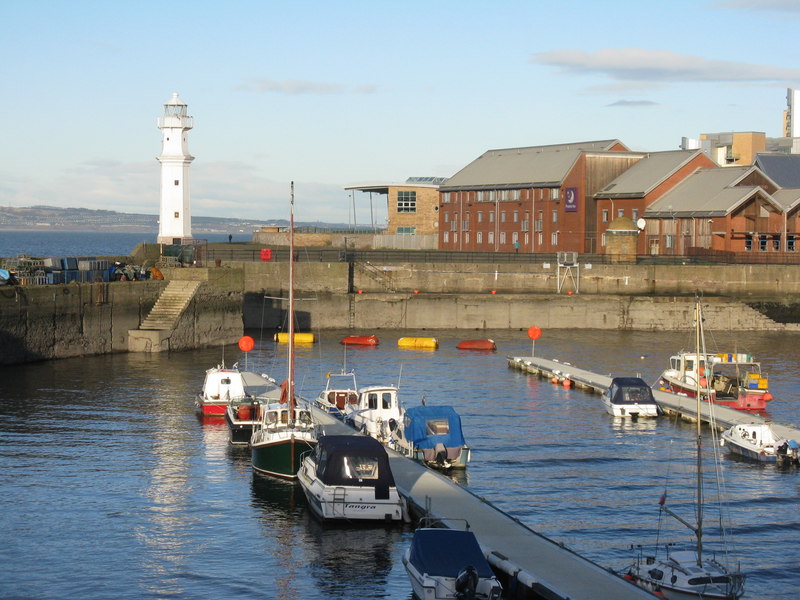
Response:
[251,434,316,479]
[602,400,659,418]
[224,407,259,445]
[195,398,227,416]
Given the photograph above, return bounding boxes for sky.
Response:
[2,0,800,227]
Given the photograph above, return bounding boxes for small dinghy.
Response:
[403,525,502,600]
[341,335,379,346]
[457,339,496,351]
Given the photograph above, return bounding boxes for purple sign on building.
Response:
[565,188,578,212]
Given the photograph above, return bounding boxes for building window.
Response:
[489,190,496,202]
[489,212,495,223]
[500,232,506,244]
[444,212,449,223]
[513,211,519,223]
[552,188,560,201]
[488,231,494,244]
[443,231,449,243]
[512,232,519,243]
[537,232,543,246]
[477,212,483,223]
[501,211,507,223]
[465,232,470,244]
[602,209,609,223]
[477,231,483,244]
[632,209,639,222]
[174,212,180,218]
[442,192,450,204]
[759,235,768,252]
[665,235,674,249]
[788,235,796,252]
[513,189,520,201]
[454,232,458,244]
[174,180,180,186]
[601,232,606,247]
[551,232,559,245]
[773,235,780,251]
[618,209,625,218]
[397,190,417,213]
[501,190,508,201]
[397,227,416,235]
[476,191,484,202]
[552,210,558,223]
[744,234,752,251]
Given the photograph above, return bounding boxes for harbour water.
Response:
[0,328,798,599]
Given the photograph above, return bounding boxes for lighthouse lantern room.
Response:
[156,92,194,244]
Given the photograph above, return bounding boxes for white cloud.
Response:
[606,100,659,107]
[531,48,800,84]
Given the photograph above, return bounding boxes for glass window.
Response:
[501,211,506,223]
[513,211,519,223]
[788,235,796,252]
[500,231,506,244]
[382,393,392,409]
[426,419,450,435]
[397,190,417,213]
[618,209,625,218]
[477,231,483,244]
[397,227,416,235]
[488,231,494,244]
[552,188,560,200]
[489,212,495,223]
[745,234,752,251]
[602,209,609,223]
[441,192,450,203]
[443,231,449,243]
[551,232,558,245]
[477,212,483,223]
[344,456,379,480]
[368,393,378,410]
[759,235,768,252]
[552,210,558,223]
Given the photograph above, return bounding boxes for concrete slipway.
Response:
[311,407,655,600]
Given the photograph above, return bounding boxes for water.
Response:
[0,230,251,259]
[0,329,798,599]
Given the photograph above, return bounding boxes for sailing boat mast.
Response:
[694,300,704,566]
[288,181,295,422]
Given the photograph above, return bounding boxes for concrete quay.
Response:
[311,406,655,600]
[506,355,800,441]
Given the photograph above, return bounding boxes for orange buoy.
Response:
[457,339,497,351]
[551,376,559,384]
[562,379,572,388]
[238,336,255,352]
[527,326,542,340]
[341,335,379,346]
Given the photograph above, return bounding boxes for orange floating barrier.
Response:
[341,335,379,346]
[457,339,497,351]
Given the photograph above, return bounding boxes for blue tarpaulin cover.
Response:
[407,529,493,578]
[0,269,10,281]
[403,405,465,449]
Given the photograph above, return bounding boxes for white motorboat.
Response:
[720,423,799,465]
[297,434,407,522]
[626,299,745,600]
[196,362,279,417]
[403,525,502,600]
[314,369,359,416]
[344,384,404,444]
[601,377,660,419]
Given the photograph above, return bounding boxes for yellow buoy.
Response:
[397,337,439,349]
[273,332,316,344]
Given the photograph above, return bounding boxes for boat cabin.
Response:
[261,406,313,428]
[310,435,396,497]
[606,377,656,406]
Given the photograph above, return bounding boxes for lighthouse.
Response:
[156,92,194,243]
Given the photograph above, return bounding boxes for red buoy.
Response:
[341,335,379,346]
[238,336,255,352]
[527,326,542,340]
[457,339,497,351]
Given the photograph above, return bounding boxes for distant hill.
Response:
[0,205,364,233]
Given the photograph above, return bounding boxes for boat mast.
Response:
[695,299,704,566]
[288,181,295,421]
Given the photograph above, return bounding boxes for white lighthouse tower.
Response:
[156,92,194,243]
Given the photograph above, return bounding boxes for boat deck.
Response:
[506,355,800,441]
[311,406,655,600]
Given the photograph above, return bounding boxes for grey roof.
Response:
[772,188,800,212]
[440,139,627,190]
[595,150,703,199]
[753,153,800,188]
[645,166,781,217]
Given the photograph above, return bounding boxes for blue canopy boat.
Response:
[398,405,470,470]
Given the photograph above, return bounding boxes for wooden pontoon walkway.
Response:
[506,355,800,441]
[311,406,655,600]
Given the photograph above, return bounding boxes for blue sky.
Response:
[2,0,800,227]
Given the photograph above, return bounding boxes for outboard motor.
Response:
[434,442,448,467]
[454,565,478,600]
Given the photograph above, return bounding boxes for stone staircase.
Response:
[128,280,203,352]
[139,280,202,330]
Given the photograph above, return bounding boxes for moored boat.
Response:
[314,369,360,416]
[344,384,404,444]
[403,525,502,600]
[297,434,408,522]
[341,334,379,346]
[601,376,660,419]
[195,363,278,417]
[457,339,496,351]
[656,349,773,411]
[396,405,471,469]
[627,299,745,600]
[250,183,317,479]
[720,423,799,465]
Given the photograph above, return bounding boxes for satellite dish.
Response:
[636,218,646,230]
